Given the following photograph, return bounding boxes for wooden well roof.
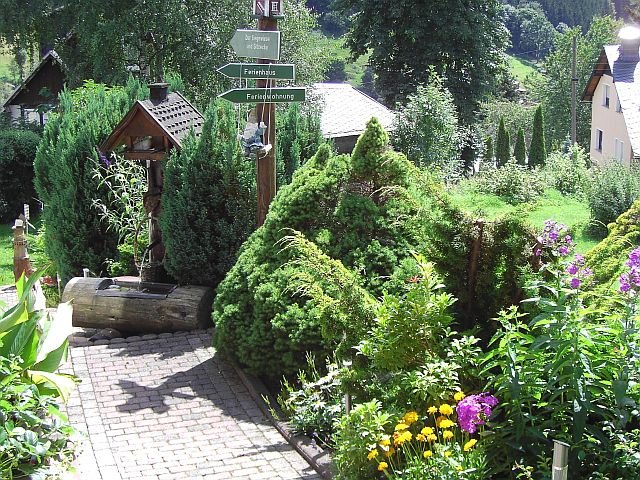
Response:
[101,91,204,157]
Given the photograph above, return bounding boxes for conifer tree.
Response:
[483,136,494,165]
[495,117,511,167]
[514,127,526,166]
[529,105,547,168]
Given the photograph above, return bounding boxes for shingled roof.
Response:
[101,89,204,155]
[583,44,640,157]
[312,83,395,139]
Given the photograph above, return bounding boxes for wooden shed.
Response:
[2,50,66,126]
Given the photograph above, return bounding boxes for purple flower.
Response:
[567,264,579,275]
[574,254,585,265]
[570,277,581,289]
[456,392,498,434]
[620,248,640,294]
[98,149,111,167]
[558,246,569,256]
[535,249,542,257]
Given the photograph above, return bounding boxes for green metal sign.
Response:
[217,63,295,80]
[230,29,281,61]
[219,88,306,103]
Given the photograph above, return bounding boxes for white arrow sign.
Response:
[230,29,281,61]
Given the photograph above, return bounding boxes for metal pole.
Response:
[256,15,278,227]
[552,440,570,480]
[571,36,578,145]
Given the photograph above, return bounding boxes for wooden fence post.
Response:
[13,215,33,281]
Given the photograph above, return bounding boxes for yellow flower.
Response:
[395,423,409,431]
[436,416,446,428]
[464,439,478,452]
[416,434,426,442]
[442,430,454,441]
[421,426,434,436]
[379,437,391,448]
[439,404,454,416]
[393,430,412,446]
[456,465,463,472]
[444,450,452,457]
[427,434,438,443]
[423,450,433,458]
[378,462,388,472]
[367,450,378,460]
[440,419,455,429]
[454,391,466,402]
[385,447,396,457]
[427,406,438,415]
[403,411,419,425]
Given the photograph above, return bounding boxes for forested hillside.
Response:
[504,0,612,27]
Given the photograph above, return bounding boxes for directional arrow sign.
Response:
[219,88,306,104]
[231,29,281,61]
[217,63,295,80]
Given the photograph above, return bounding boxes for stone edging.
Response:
[231,362,335,480]
[68,329,212,347]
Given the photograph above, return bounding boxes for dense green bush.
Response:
[214,119,534,379]
[473,160,544,204]
[160,101,256,287]
[391,74,462,180]
[0,129,41,222]
[276,102,325,186]
[34,79,146,283]
[587,162,640,236]
[543,144,589,197]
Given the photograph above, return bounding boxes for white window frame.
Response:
[603,84,611,108]
[596,129,604,152]
[615,138,624,162]
[616,96,623,113]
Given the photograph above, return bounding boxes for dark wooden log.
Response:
[62,278,214,333]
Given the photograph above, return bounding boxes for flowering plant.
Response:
[367,393,495,479]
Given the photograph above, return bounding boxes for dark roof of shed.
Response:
[2,50,65,108]
[101,91,204,152]
[583,44,640,155]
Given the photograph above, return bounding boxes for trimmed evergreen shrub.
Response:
[514,127,526,166]
[587,162,640,236]
[276,103,324,186]
[159,101,256,287]
[213,119,534,378]
[495,117,510,167]
[586,199,640,290]
[34,79,146,283]
[0,129,41,222]
[483,135,494,165]
[529,105,547,168]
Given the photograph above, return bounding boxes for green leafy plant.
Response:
[543,144,590,197]
[473,160,544,204]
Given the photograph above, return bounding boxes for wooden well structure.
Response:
[100,83,204,281]
[61,84,210,334]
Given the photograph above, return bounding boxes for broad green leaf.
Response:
[27,370,77,402]
[36,302,73,364]
[32,342,68,373]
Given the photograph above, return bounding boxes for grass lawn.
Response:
[0,222,14,285]
[507,54,542,85]
[449,188,603,255]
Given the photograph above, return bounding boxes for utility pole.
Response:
[571,35,578,145]
[256,14,278,227]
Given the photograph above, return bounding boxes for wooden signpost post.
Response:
[219,0,305,226]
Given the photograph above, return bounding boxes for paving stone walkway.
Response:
[61,330,323,480]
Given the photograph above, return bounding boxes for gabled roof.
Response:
[101,91,204,153]
[312,83,395,138]
[3,50,65,108]
[583,44,640,156]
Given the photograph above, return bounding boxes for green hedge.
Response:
[0,129,41,222]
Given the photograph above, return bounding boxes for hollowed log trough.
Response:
[62,277,214,333]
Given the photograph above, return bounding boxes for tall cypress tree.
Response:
[514,127,527,166]
[529,105,547,168]
[495,117,511,167]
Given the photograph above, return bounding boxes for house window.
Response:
[596,129,604,152]
[603,85,611,108]
[615,138,624,162]
[616,97,622,113]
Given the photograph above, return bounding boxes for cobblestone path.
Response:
[62,330,322,480]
